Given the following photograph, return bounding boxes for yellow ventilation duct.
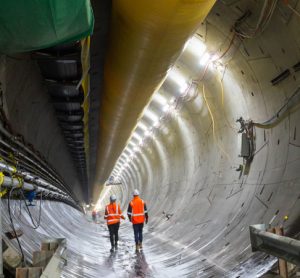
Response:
[93,0,216,201]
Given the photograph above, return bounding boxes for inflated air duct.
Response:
[93,0,216,201]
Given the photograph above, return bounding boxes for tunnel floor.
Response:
[1,200,275,277]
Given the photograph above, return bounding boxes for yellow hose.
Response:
[93,0,216,201]
[81,37,90,172]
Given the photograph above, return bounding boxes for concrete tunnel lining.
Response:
[0,0,299,277]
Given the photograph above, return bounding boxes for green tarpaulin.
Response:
[0,0,94,54]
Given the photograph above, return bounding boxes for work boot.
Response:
[139,242,143,250]
[110,245,114,252]
[115,242,118,250]
[135,243,139,252]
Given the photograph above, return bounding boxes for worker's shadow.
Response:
[105,250,117,268]
[130,251,151,278]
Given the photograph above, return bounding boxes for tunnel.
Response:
[0,0,300,277]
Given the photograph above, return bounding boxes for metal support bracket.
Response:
[249,224,300,266]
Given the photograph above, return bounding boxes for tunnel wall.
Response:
[102,1,300,276]
[0,55,83,200]
[0,1,299,277]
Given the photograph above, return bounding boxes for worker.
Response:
[127,189,148,251]
[92,210,97,222]
[104,195,125,252]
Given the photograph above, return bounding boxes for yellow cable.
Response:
[0,188,7,198]
[0,172,7,197]
[202,84,232,162]
[0,172,4,186]
[16,176,24,188]
[217,73,239,132]
[80,37,90,166]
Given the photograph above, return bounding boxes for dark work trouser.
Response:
[108,222,120,247]
[133,223,144,244]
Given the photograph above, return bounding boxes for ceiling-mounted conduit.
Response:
[93,0,216,201]
[33,37,91,201]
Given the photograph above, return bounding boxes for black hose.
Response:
[7,187,25,263]
[18,190,43,230]
[254,87,300,128]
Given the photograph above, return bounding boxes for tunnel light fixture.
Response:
[167,69,188,93]
[187,37,207,58]
[131,136,142,145]
[144,129,151,137]
[118,158,125,164]
[120,153,128,161]
[163,104,170,112]
[124,148,133,156]
[137,122,148,131]
[144,109,159,123]
[115,163,120,169]
[153,93,167,105]
[132,132,142,142]
[199,52,211,66]
[127,144,134,151]
[128,141,136,148]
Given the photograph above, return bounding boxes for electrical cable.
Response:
[18,190,43,229]
[202,84,232,162]
[7,187,25,264]
[253,86,300,128]
[234,0,278,39]
[285,2,300,18]
[217,73,240,132]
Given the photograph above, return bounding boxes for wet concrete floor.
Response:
[1,200,275,277]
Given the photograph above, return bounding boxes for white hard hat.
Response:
[110,194,117,202]
[133,189,139,196]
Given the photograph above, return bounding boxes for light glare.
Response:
[144,109,159,122]
[187,37,207,58]
[200,53,211,65]
[167,69,188,93]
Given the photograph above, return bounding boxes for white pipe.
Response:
[0,162,67,196]
[0,162,77,206]
[1,176,70,201]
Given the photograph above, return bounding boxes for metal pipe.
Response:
[1,176,69,200]
[0,124,61,178]
[0,140,68,191]
[249,224,300,266]
[0,148,69,194]
[0,162,67,196]
[0,131,71,194]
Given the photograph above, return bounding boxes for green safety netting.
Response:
[0,0,94,54]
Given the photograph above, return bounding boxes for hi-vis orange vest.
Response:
[130,197,146,224]
[104,203,122,225]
